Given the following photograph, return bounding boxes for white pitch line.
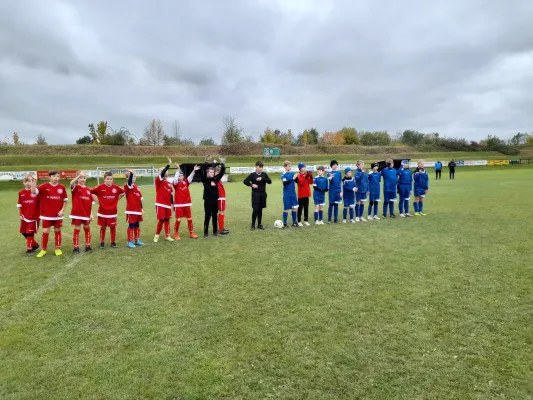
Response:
[10,256,83,311]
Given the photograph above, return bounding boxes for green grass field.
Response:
[1,168,532,399]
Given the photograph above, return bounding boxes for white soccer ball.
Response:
[274,220,284,229]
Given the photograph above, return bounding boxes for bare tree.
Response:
[141,119,165,146]
[35,134,48,145]
[171,120,182,141]
[221,116,244,144]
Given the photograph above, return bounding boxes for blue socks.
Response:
[349,208,354,220]
[291,211,297,224]
[383,202,388,216]
[328,204,333,221]
[283,211,288,225]
[420,201,424,213]
[373,202,378,216]
[389,202,394,215]
[404,200,409,214]
[319,210,323,221]
[314,211,319,221]
[399,199,404,214]
[413,202,419,212]
[368,203,373,216]
[343,208,348,220]
[333,204,339,221]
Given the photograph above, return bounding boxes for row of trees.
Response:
[4,117,533,152]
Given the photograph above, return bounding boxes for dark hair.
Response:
[371,162,378,169]
[316,165,325,171]
[104,172,113,178]
[330,160,338,167]
[48,170,59,176]
[255,161,264,167]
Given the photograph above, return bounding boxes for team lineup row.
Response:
[16,158,429,257]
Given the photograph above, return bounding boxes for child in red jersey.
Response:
[216,167,229,235]
[91,171,124,248]
[154,157,174,242]
[124,169,144,248]
[172,163,200,240]
[296,162,313,226]
[33,170,68,258]
[17,173,40,256]
[69,170,94,254]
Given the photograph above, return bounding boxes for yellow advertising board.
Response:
[487,160,509,165]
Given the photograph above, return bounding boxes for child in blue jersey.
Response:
[354,160,369,222]
[413,160,429,216]
[397,159,413,217]
[367,162,381,220]
[342,168,356,223]
[381,158,398,218]
[281,160,299,227]
[327,160,343,223]
[313,166,329,224]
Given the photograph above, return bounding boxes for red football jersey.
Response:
[217,181,226,200]
[155,176,173,208]
[37,182,68,220]
[70,184,93,220]
[91,184,124,217]
[173,180,192,207]
[124,184,143,215]
[17,188,40,222]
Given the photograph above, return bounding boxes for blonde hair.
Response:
[22,173,33,182]
[386,158,393,167]
[417,159,424,166]
[356,160,364,166]
[283,160,292,167]
[78,170,87,177]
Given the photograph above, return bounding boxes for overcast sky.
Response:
[1,0,532,144]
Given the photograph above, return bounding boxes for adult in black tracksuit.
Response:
[243,161,272,230]
[448,160,456,180]
[201,162,225,238]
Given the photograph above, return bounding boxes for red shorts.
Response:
[175,206,192,219]
[98,217,117,227]
[42,219,63,229]
[71,218,91,226]
[218,199,226,212]
[126,214,143,224]
[156,206,172,220]
[20,220,39,235]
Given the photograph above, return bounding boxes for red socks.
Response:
[110,226,116,243]
[174,220,180,234]
[100,227,106,242]
[41,232,49,251]
[187,219,194,233]
[164,220,170,237]
[84,225,91,246]
[127,228,134,242]
[54,231,62,249]
[134,227,140,241]
[156,221,163,235]
[218,214,224,230]
[73,228,80,248]
[26,236,33,251]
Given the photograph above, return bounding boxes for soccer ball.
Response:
[274,220,283,228]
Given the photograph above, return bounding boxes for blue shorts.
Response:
[369,193,380,202]
[343,197,355,207]
[356,192,368,202]
[384,191,397,202]
[329,191,342,205]
[414,188,426,197]
[283,194,299,210]
[399,184,411,200]
[313,191,326,206]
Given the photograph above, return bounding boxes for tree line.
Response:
[3,117,533,155]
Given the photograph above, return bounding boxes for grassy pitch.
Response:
[1,168,532,399]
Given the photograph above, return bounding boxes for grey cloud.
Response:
[0,0,532,144]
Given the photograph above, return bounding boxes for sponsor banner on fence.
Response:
[59,170,78,179]
[0,171,36,181]
[487,159,509,165]
[463,160,488,166]
[229,167,254,174]
[454,160,464,166]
